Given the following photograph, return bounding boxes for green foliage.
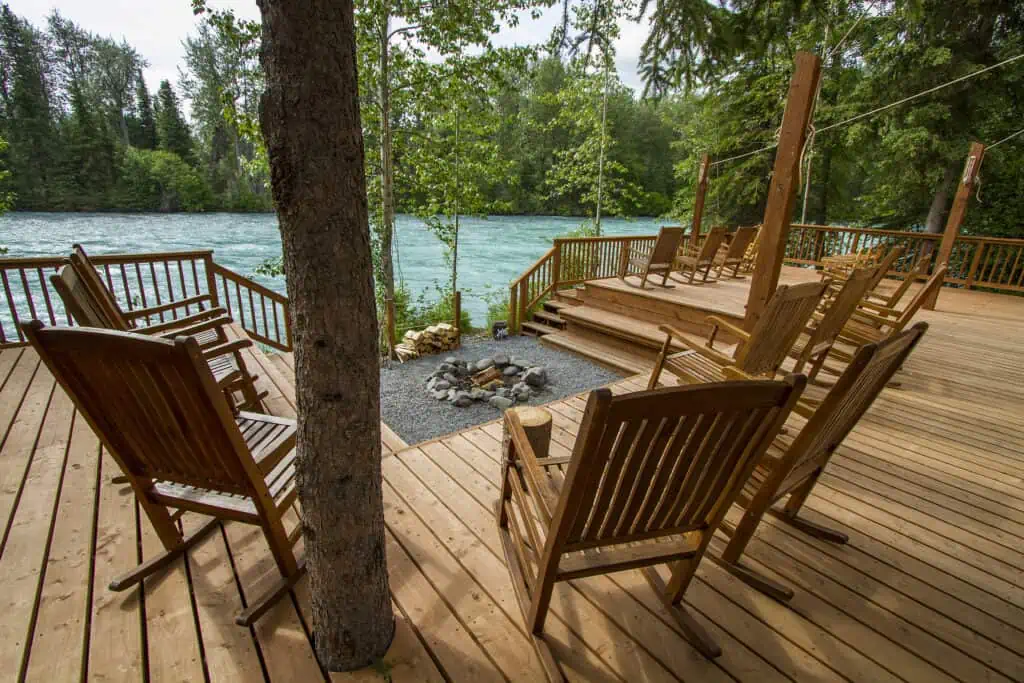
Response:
[156,80,195,165]
[116,148,211,211]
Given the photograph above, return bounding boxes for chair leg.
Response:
[642,566,721,659]
[648,338,672,390]
[110,517,220,591]
[777,478,849,544]
[235,556,308,626]
[495,501,563,683]
[717,510,796,602]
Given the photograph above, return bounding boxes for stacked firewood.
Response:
[395,323,458,361]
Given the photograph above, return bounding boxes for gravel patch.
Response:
[380,335,624,445]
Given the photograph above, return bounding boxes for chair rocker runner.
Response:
[620,226,685,289]
[22,322,303,626]
[717,323,928,601]
[714,226,758,279]
[673,226,727,285]
[497,377,806,678]
[53,247,266,412]
[648,280,827,388]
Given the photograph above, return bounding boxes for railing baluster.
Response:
[177,260,190,315]
[2,270,24,342]
[148,262,163,324]
[260,294,269,339]
[162,261,177,320]
[37,268,56,325]
[19,268,38,322]
[235,281,245,328]
[135,263,148,315]
[221,276,232,317]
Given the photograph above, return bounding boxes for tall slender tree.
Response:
[256,0,394,670]
[130,72,158,149]
[155,79,194,164]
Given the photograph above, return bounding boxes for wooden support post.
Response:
[203,252,219,307]
[692,153,710,240]
[924,141,985,310]
[509,284,518,334]
[744,52,822,330]
[965,240,985,288]
[518,279,528,336]
[552,240,562,293]
[453,290,461,346]
[385,297,397,358]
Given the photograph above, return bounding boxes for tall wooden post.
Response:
[744,52,822,330]
[691,153,710,240]
[923,141,985,310]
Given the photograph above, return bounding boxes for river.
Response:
[0,212,666,325]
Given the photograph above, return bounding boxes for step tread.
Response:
[521,320,559,336]
[541,331,652,377]
[559,305,712,352]
[533,310,566,326]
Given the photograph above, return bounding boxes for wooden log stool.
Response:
[502,406,553,462]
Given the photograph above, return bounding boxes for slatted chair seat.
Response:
[22,322,305,627]
[497,377,806,678]
[672,226,727,285]
[51,245,266,412]
[620,226,685,290]
[718,323,928,602]
[649,280,828,389]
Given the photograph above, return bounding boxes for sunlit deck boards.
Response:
[1,293,1023,682]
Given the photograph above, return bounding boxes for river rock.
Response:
[493,353,510,368]
[512,382,532,401]
[444,356,459,365]
[503,365,522,377]
[431,379,451,391]
[489,396,514,410]
[443,372,459,385]
[451,391,473,408]
[522,367,547,387]
[475,357,495,371]
[431,389,449,400]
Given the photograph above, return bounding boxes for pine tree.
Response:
[156,79,194,163]
[130,73,158,149]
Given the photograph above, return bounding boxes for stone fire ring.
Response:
[424,353,548,411]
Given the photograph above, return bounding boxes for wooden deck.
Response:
[1,293,1023,681]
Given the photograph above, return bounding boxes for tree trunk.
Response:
[378,21,397,357]
[257,0,394,670]
[812,143,831,225]
[925,164,958,234]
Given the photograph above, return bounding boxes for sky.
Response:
[7,0,653,112]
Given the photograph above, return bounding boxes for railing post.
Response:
[508,284,518,334]
[518,279,528,335]
[618,238,630,278]
[965,240,985,289]
[552,241,562,293]
[813,229,825,267]
[453,290,461,346]
[203,252,219,308]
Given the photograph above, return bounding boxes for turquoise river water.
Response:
[0,212,666,325]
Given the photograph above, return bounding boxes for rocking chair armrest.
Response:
[200,338,253,361]
[704,315,750,348]
[141,307,230,334]
[123,294,215,320]
[157,315,233,342]
[852,308,896,325]
[504,411,559,525]
[725,366,817,418]
[660,326,734,365]
[856,300,899,316]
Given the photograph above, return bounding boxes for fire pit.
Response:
[424,353,548,410]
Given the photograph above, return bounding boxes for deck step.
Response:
[552,289,582,307]
[532,310,566,328]
[521,320,560,337]
[544,299,571,313]
[541,331,653,377]
[558,305,712,354]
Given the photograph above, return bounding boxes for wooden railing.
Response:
[508,235,658,333]
[0,249,293,351]
[506,225,1024,333]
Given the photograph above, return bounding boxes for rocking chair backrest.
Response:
[648,226,686,266]
[882,256,930,308]
[808,267,876,351]
[864,246,904,292]
[723,226,758,261]
[694,226,728,263]
[557,377,805,550]
[69,244,132,329]
[51,264,124,329]
[736,280,828,376]
[771,323,927,499]
[892,263,947,328]
[22,322,259,497]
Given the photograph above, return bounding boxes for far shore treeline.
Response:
[0,2,1020,240]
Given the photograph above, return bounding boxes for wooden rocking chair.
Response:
[823,245,902,289]
[739,226,761,273]
[826,264,945,371]
[672,226,727,284]
[861,255,929,310]
[53,249,266,412]
[785,267,876,380]
[22,322,303,626]
[497,376,806,677]
[648,280,827,389]
[718,323,928,601]
[620,226,685,289]
[714,226,758,279]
